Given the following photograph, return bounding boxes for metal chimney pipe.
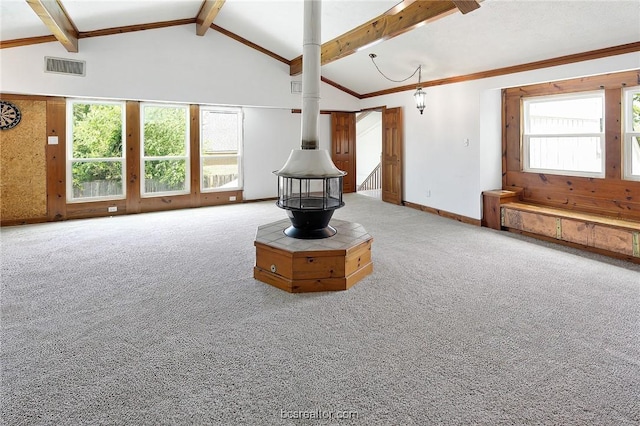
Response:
[300,0,321,150]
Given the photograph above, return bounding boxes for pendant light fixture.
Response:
[413,66,426,115]
[369,53,425,115]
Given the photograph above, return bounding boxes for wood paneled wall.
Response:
[503,70,640,221]
[1,94,242,225]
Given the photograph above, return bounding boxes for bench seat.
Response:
[500,202,640,262]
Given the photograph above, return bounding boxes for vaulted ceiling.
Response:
[1,0,639,97]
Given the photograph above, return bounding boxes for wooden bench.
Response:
[483,190,640,263]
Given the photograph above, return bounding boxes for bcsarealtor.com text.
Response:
[280,408,359,420]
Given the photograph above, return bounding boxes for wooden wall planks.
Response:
[502,70,640,222]
[46,98,67,221]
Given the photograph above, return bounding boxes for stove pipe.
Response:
[300,0,321,151]
[274,0,345,239]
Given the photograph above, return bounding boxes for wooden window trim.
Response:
[623,86,640,181]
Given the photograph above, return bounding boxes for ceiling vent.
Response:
[44,57,86,76]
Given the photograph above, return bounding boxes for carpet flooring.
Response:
[1,194,639,425]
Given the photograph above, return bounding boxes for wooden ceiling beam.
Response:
[452,0,480,15]
[290,1,464,76]
[196,0,226,36]
[26,0,78,52]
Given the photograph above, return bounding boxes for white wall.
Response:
[243,108,332,200]
[361,52,640,220]
[0,25,359,110]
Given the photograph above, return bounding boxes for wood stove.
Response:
[275,172,344,239]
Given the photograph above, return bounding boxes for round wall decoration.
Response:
[0,101,22,130]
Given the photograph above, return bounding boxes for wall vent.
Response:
[290,81,302,94]
[44,57,86,76]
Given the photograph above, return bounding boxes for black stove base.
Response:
[283,224,337,239]
[283,208,337,239]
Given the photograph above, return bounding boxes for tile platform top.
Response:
[255,219,372,253]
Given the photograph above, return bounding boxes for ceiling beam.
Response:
[81,19,196,39]
[196,0,225,36]
[290,0,466,76]
[452,0,480,15]
[211,24,290,65]
[26,0,78,52]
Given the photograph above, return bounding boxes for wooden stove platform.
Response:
[254,219,373,293]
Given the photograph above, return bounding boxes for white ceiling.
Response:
[1,0,639,95]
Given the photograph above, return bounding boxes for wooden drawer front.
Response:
[560,219,596,247]
[592,224,635,257]
[502,208,558,239]
[559,219,635,257]
[292,254,345,280]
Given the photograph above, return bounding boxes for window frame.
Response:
[623,86,640,181]
[139,102,191,198]
[199,106,243,193]
[521,90,606,179]
[66,99,126,203]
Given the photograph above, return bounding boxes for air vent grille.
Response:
[290,81,302,94]
[45,57,86,76]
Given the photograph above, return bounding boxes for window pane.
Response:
[528,137,602,173]
[144,160,187,193]
[201,110,239,152]
[143,106,187,156]
[631,136,640,176]
[71,161,123,199]
[72,103,123,158]
[202,156,239,190]
[527,96,602,134]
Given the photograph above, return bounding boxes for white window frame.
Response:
[140,103,190,198]
[522,90,605,178]
[623,86,640,181]
[66,99,126,203]
[199,106,243,193]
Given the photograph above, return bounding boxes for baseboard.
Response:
[243,197,277,203]
[1,217,49,227]
[403,201,481,226]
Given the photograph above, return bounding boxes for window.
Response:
[200,107,242,191]
[67,100,125,202]
[623,86,640,181]
[522,91,605,178]
[141,103,189,196]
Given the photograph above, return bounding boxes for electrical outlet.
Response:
[464,138,470,147]
[426,190,431,197]
[108,206,117,213]
[229,196,237,201]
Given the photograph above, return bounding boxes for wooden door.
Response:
[382,107,403,205]
[331,112,356,193]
